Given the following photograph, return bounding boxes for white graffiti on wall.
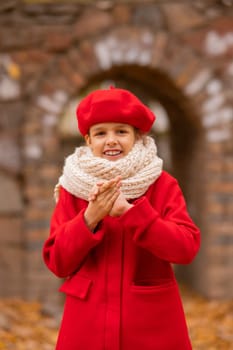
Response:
[23,90,69,160]
[94,30,154,69]
[203,107,233,128]
[0,55,21,100]
[37,90,68,115]
[202,76,233,142]
[206,128,232,142]
[205,30,233,55]
[185,69,212,95]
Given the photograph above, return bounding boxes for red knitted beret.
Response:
[76,87,155,135]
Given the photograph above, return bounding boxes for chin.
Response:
[104,155,123,161]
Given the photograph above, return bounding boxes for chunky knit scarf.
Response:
[55,136,163,202]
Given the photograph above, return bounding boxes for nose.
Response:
[106,132,117,146]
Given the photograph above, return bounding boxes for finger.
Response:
[88,194,96,202]
[88,184,100,201]
[100,177,121,192]
[89,180,118,202]
[114,175,122,182]
[108,190,121,210]
[98,187,120,209]
[89,191,119,218]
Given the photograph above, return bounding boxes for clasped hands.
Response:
[84,176,133,232]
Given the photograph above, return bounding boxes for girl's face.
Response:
[85,122,137,161]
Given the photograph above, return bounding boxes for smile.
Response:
[104,150,122,156]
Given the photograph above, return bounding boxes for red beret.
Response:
[76,87,155,135]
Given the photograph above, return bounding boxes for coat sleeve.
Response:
[43,187,105,278]
[119,174,200,264]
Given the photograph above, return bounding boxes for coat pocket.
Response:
[59,274,92,300]
[131,278,175,294]
[124,281,191,349]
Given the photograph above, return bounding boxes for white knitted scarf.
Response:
[55,136,163,202]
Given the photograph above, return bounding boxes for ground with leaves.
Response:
[0,286,232,350]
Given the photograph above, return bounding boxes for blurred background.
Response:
[0,0,232,348]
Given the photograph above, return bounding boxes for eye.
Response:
[117,129,128,134]
[94,131,105,137]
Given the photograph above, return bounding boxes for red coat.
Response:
[43,171,200,350]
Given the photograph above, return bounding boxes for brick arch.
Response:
[24,30,206,297]
[22,25,232,300]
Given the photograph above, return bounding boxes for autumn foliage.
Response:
[0,286,232,350]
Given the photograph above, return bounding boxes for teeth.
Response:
[105,151,121,156]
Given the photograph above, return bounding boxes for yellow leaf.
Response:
[7,63,21,80]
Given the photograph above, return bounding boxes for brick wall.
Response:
[0,0,232,302]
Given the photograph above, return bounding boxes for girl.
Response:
[43,87,200,350]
